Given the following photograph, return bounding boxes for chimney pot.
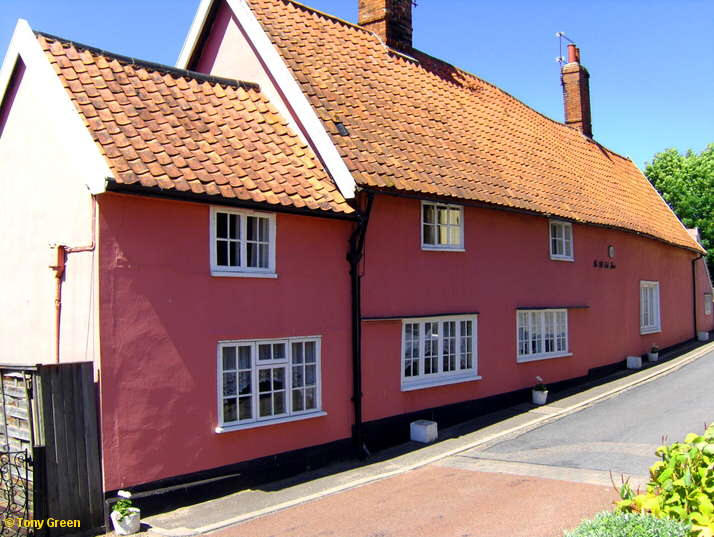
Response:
[567,43,579,63]
[358,0,413,52]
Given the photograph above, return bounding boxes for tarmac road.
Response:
[451,351,714,482]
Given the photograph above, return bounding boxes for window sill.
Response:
[421,246,465,252]
[640,328,662,335]
[215,411,327,433]
[401,374,481,392]
[550,256,574,262]
[517,352,572,364]
[211,271,278,279]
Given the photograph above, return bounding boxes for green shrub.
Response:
[616,424,714,537]
[565,511,690,537]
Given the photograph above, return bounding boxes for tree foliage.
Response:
[645,144,714,263]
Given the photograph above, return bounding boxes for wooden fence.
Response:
[0,362,103,536]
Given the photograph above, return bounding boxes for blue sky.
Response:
[1,0,712,169]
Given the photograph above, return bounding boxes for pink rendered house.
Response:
[0,0,711,503]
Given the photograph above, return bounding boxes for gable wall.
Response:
[0,55,99,365]
[695,256,714,333]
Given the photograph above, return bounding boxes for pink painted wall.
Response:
[695,256,714,332]
[360,194,701,422]
[98,194,353,490]
[192,0,231,74]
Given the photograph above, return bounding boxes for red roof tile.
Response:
[38,33,354,215]
[246,0,701,251]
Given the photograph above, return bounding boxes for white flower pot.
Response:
[626,355,642,369]
[532,389,548,405]
[647,352,659,362]
[111,508,141,535]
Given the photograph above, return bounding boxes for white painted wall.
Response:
[0,45,101,365]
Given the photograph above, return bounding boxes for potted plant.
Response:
[532,376,548,405]
[110,490,141,535]
[647,344,660,362]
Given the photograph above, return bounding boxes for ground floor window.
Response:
[640,281,661,334]
[218,337,321,428]
[402,315,478,390]
[517,309,569,362]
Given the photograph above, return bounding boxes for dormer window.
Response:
[422,201,464,250]
[549,220,573,261]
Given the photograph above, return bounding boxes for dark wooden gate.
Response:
[0,363,103,535]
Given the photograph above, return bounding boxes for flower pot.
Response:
[647,352,659,362]
[111,508,141,535]
[626,355,642,369]
[532,389,548,405]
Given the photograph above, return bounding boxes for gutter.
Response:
[347,191,375,458]
[104,179,358,222]
[692,253,704,339]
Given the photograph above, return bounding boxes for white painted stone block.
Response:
[697,331,709,342]
[410,420,438,443]
[626,355,642,369]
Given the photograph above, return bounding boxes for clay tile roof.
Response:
[246,0,701,251]
[37,32,354,216]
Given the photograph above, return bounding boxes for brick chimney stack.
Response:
[358,0,413,52]
[561,43,592,138]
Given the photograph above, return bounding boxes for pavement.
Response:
[134,338,714,537]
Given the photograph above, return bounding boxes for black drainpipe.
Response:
[692,253,703,339]
[347,191,375,458]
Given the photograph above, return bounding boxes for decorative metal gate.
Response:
[0,450,32,536]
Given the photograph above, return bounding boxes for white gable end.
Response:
[0,20,113,194]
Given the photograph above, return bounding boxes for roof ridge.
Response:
[411,49,585,139]
[269,1,636,168]
[35,31,261,91]
[262,0,373,36]
[412,49,640,167]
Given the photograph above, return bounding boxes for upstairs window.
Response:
[422,201,464,250]
[517,309,569,362]
[549,220,573,261]
[210,207,276,276]
[640,281,661,334]
[402,315,478,390]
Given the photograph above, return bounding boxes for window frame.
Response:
[216,336,324,433]
[400,315,479,391]
[640,281,661,334]
[516,308,571,363]
[209,206,277,278]
[421,201,465,251]
[705,293,713,316]
[549,220,574,261]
